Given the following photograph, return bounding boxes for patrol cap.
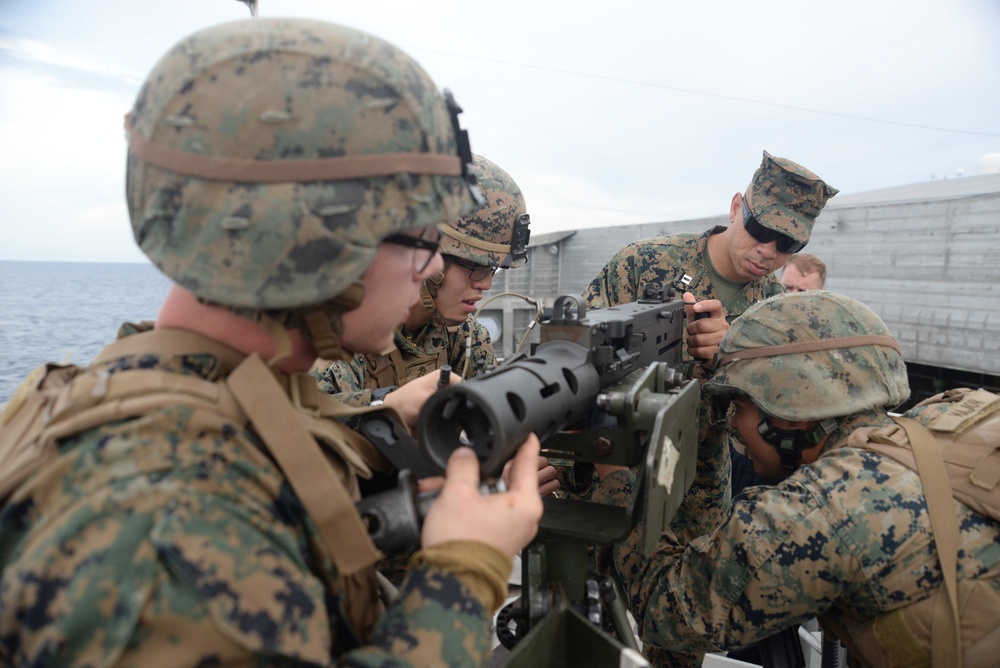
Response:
[704,291,909,421]
[438,155,529,269]
[748,151,838,244]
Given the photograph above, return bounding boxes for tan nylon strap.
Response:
[715,335,902,367]
[126,124,462,183]
[439,223,511,253]
[227,353,381,576]
[892,416,963,667]
[389,348,411,388]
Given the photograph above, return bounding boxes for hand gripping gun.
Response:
[358,284,700,667]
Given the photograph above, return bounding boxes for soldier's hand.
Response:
[383,370,461,429]
[422,435,543,557]
[502,454,560,497]
[683,291,728,365]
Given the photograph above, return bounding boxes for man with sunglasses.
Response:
[583,151,836,667]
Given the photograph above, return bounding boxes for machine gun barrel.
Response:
[417,288,685,478]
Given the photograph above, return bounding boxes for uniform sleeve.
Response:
[594,468,864,654]
[315,354,373,406]
[583,243,643,309]
[347,551,505,667]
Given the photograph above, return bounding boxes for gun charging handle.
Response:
[417,339,600,478]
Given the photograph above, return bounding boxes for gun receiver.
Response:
[417,284,687,478]
[358,285,701,666]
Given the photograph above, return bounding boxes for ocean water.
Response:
[0,261,173,403]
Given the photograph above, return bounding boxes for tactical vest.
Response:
[0,327,396,646]
[820,389,1000,668]
[364,345,448,390]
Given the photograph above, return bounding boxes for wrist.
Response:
[369,385,398,407]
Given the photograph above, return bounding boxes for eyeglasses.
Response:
[383,226,441,274]
[741,196,808,254]
[449,256,500,282]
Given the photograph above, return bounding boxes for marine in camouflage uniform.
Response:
[314,309,495,405]
[315,154,530,403]
[593,292,1000,666]
[316,156,530,587]
[582,153,836,667]
[582,154,838,530]
[0,18,542,667]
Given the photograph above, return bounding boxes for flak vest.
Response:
[0,328,399,643]
[365,345,447,391]
[821,389,1000,668]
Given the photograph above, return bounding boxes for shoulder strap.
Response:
[892,416,962,668]
[365,349,399,390]
[227,353,383,637]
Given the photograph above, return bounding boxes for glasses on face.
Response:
[449,256,500,282]
[383,226,441,274]
[741,196,808,254]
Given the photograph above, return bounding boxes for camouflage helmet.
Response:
[125,18,480,310]
[438,155,530,269]
[704,291,909,421]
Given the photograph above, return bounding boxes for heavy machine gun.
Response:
[358,284,701,667]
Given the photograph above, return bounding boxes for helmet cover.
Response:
[705,291,909,420]
[126,17,479,309]
[438,154,529,268]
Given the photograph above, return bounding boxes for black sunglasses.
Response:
[741,196,807,254]
[449,256,499,282]
[383,227,441,273]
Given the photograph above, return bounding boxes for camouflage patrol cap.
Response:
[438,155,530,268]
[704,291,909,421]
[748,151,838,244]
[125,18,480,310]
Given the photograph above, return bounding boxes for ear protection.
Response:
[756,411,838,471]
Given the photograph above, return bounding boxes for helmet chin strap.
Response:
[417,279,439,313]
[756,410,839,472]
[259,314,293,368]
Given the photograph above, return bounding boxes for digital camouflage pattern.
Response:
[315,317,495,587]
[748,151,838,244]
[438,154,528,268]
[316,315,496,403]
[0,328,500,667]
[126,17,479,310]
[705,291,910,421]
[583,228,785,667]
[583,229,784,538]
[584,229,783,318]
[595,291,999,664]
[593,408,1000,662]
[1,17,506,667]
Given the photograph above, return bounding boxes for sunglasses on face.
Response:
[383,226,441,273]
[449,256,500,282]
[741,196,808,254]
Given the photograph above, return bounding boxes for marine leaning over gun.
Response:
[582,152,838,667]
[592,291,1000,666]
[0,17,543,667]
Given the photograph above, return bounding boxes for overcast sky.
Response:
[1,0,998,263]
